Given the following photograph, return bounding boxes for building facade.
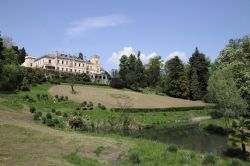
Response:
[23,52,109,84]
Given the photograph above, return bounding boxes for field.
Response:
[49,84,207,108]
[0,83,249,165]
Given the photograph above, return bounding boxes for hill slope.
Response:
[49,85,206,108]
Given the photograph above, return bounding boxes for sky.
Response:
[0,0,250,71]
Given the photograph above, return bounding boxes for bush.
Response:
[55,94,58,98]
[46,113,52,119]
[46,118,55,127]
[94,146,104,157]
[228,159,243,166]
[128,151,141,164]
[29,106,36,113]
[167,144,178,152]
[36,93,41,99]
[33,112,42,120]
[42,116,46,124]
[202,153,217,165]
[51,108,56,113]
[56,111,62,116]
[65,96,68,100]
[224,143,242,157]
[37,111,42,117]
[54,118,59,125]
[110,77,124,89]
[179,151,191,164]
[60,95,64,101]
[63,112,68,118]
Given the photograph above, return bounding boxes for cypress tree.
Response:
[189,69,201,100]
[164,56,189,98]
[18,47,27,65]
[189,48,210,99]
[126,54,137,88]
[135,51,145,88]
[119,55,128,84]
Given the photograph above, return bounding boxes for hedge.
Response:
[110,105,216,113]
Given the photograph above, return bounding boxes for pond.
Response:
[96,125,228,154]
[132,126,227,154]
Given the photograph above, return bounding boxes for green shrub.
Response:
[33,112,41,120]
[65,96,68,100]
[51,108,56,113]
[179,151,191,164]
[29,106,36,113]
[37,111,42,117]
[60,95,64,101]
[46,113,52,119]
[210,110,223,119]
[128,151,141,164]
[55,94,59,98]
[94,146,104,157]
[224,143,242,157]
[56,111,62,116]
[36,93,41,99]
[167,144,178,152]
[83,101,87,105]
[63,112,68,118]
[54,118,59,125]
[42,116,46,124]
[46,118,55,127]
[202,153,217,165]
[228,159,243,166]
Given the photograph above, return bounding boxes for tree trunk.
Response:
[71,84,75,93]
[242,143,246,154]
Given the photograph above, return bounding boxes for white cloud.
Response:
[108,47,158,66]
[65,14,131,39]
[166,51,187,62]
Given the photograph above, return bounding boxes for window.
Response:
[79,70,80,73]
[75,63,76,66]
[30,63,32,67]
[82,64,84,67]
[79,63,80,67]
[57,60,59,64]
[57,67,59,70]
[49,59,51,64]
[62,60,64,64]
[66,61,68,65]
[62,68,64,71]
[66,68,68,72]
[70,69,72,72]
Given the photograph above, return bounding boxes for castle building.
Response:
[22,52,109,84]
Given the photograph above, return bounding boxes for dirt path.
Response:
[191,116,211,122]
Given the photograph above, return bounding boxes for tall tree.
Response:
[0,34,4,75]
[119,55,128,84]
[163,56,189,98]
[18,47,26,65]
[146,56,161,87]
[189,48,210,100]
[135,51,145,88]
[125,54,137,88]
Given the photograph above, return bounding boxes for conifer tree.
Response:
[164,56,189,98]
[189,48,210,100]
[18,47,27,64]
[135,51,145,88]
[189,69,201,100]
[119,55,128,84]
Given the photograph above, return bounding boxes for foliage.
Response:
[163,56,189,98]
[145,56,162,87]
[128,151,141,164]
[203,124,227,135]
[94,146,104,157]
[202,153,217,165]
[189,48,210,100]
[29,106,36,113]
[167,144,178,152]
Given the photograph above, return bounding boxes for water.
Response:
[96,125,228,154]
[132,126,227,153]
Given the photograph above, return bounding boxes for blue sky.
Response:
[1,0,250,71]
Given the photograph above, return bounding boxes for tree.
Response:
[145,56,161,87]
[0,64,21,91]
[135,51,145,88]
[163,56,189,98]
[215,35,250,111]
[0,34,4,75]
[189,48,210,100]
[119,55,129,84]
[78,52,84,60]
[125,54,137,88]
[18,47,26,64]
[67,74,76,93]
[231,118,250,154]
[189,69,201,100]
